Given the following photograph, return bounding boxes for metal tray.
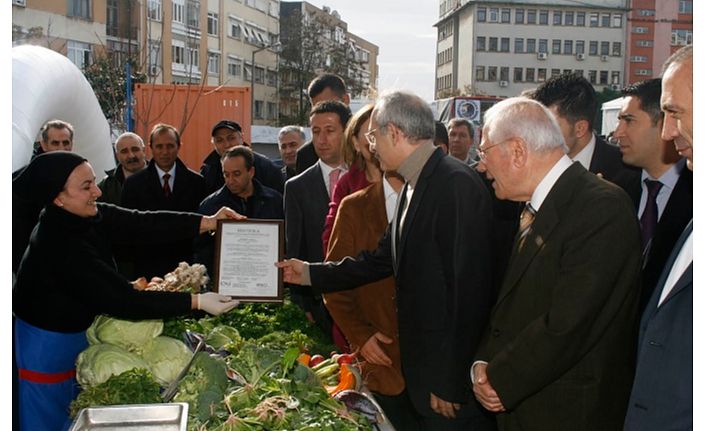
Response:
[69,402,188,431]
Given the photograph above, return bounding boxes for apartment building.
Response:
[13,0,280,125]
[279,1,378,122]
[435,0,629,99]
[625,0,692,83]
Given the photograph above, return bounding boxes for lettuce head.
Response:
[141,336,193,386]
[90,316,163,352]
[76,344,150,388]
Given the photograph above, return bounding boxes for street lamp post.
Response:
[250,42,281,123]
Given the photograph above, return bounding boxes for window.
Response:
[515,9,524,24]
[229,18,241,38]
[476,36,486,51]
[589,13,599,27]
[601,13,610,27]
[600,71,608,85]
[638,9,655,16]
[227,57,241,77]
[266,69,276,86]
[574,69,583,77]
[612,42,621,56]
[106,0,118,36]
[576,40,585,54]
[173,0,185,24]
[671,29,693,46]
[243,64,251,81]
[539,10,548,25]
[679,0,692,14]
[515,38,524,53]
[612,14,622,27]
[588,70,597,84]
[254,100,263,119]
[632,27,648,34]
[500,67,509,82]
[148,40,161,68]
[552,39,561,54]
[514,67,523,82]
[526,68,535,82]
[477,7,486,22]
[488,66,498,81]
[553,11,561,25]
[630,56,648,62]
[635,69,653,76]
[636,40,654,47]
[489,37,498,52]
[267,102,277,120]
[172,44,185,65]
[576,12,585,26]
[475,66,485,81]
[68,0,91,19]
[501,38,510,52]
[538,68,546,82]
[501,8,511,23]
[551,68,561,78]
[67,40,91,68]
[611,71,620,85]
[526,39,536,53]
[527,9,536,24]
[189,46,199,67]
[148,0,162,20]
[589,41,598,56]
[601,42,610,56]
[564,11,574,25]
[254,66,265,84]
[489,8,499,22]
[563,69,572,75]
[207,12,218,35]
[538,39,548,53]
[208,52,219,74]
[564,40,573,55]
[187,0,200,28]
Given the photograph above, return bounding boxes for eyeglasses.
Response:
[477,140,510,161]
[364,128,378,146]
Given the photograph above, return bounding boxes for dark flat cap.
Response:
[211,120,242,136]
[13,151,87,206]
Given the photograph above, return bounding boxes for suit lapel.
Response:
[495,164,581,305]
[391,182,407,273]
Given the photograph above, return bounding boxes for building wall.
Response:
[435,1,629,99]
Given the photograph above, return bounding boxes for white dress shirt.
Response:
[637,159,685,221]
[318,160,348,197]
[382,176,399,223]
[571,134,596,171]
[155,164,176,190]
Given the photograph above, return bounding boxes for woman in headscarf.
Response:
[13,151,240,431]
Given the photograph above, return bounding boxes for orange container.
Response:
[133,84,251,171]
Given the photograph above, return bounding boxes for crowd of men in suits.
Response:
[12,44,692,431]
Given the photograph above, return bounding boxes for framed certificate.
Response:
[213,219,284,302]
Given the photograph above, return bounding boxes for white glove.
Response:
[197,292,239,315]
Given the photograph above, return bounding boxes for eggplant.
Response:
[333,390,384,424]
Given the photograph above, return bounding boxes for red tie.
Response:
[329,169,341,200]
[162,173,172,198]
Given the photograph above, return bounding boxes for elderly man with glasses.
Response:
[279,91,497,431]
[471,97,642,431]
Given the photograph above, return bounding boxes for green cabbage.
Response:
[205,325,241,349]
[141,336,193,386]
[90,316,163,352]
[76,344,150,388]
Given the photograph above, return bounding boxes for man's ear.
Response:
[343,93,351,105]
[509,138,528,168]
[573,119,591,139]
[53,197,64,207]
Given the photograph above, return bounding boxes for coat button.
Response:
[492,328,501,337]
[648,340,662,347]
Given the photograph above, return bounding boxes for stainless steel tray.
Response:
[69,402,188,431]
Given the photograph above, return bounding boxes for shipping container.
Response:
[134,84,251,171]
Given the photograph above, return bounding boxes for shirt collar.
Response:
[641,158,685,191]
[155,163,176,178]
[571,133,596,171]
[397,141,437,188]
[530,155,573,212]
[382,175,397,200]
[317,159,347,177]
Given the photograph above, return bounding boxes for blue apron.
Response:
[15,318,88,431]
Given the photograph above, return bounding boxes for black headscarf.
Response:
[13,151,87,206]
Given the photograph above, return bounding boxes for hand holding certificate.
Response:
[213,220,284,302]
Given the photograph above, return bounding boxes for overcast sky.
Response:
[295,0,439,101]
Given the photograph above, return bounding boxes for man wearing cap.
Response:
[200,120,285,195]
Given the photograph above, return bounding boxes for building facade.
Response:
[435,0,630,99]
[279,1,378,123]
[13,0,281,126]
[625,0,692,84]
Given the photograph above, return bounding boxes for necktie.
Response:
[640,179,663,250]
[396,182,409,241]
[162,173,172,198]
[328,168,341,200]
[516,203,536,251]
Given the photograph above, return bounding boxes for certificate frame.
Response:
[213,219,284,303]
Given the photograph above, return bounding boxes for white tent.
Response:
[12,45,114,174]
[600,96,625,137]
